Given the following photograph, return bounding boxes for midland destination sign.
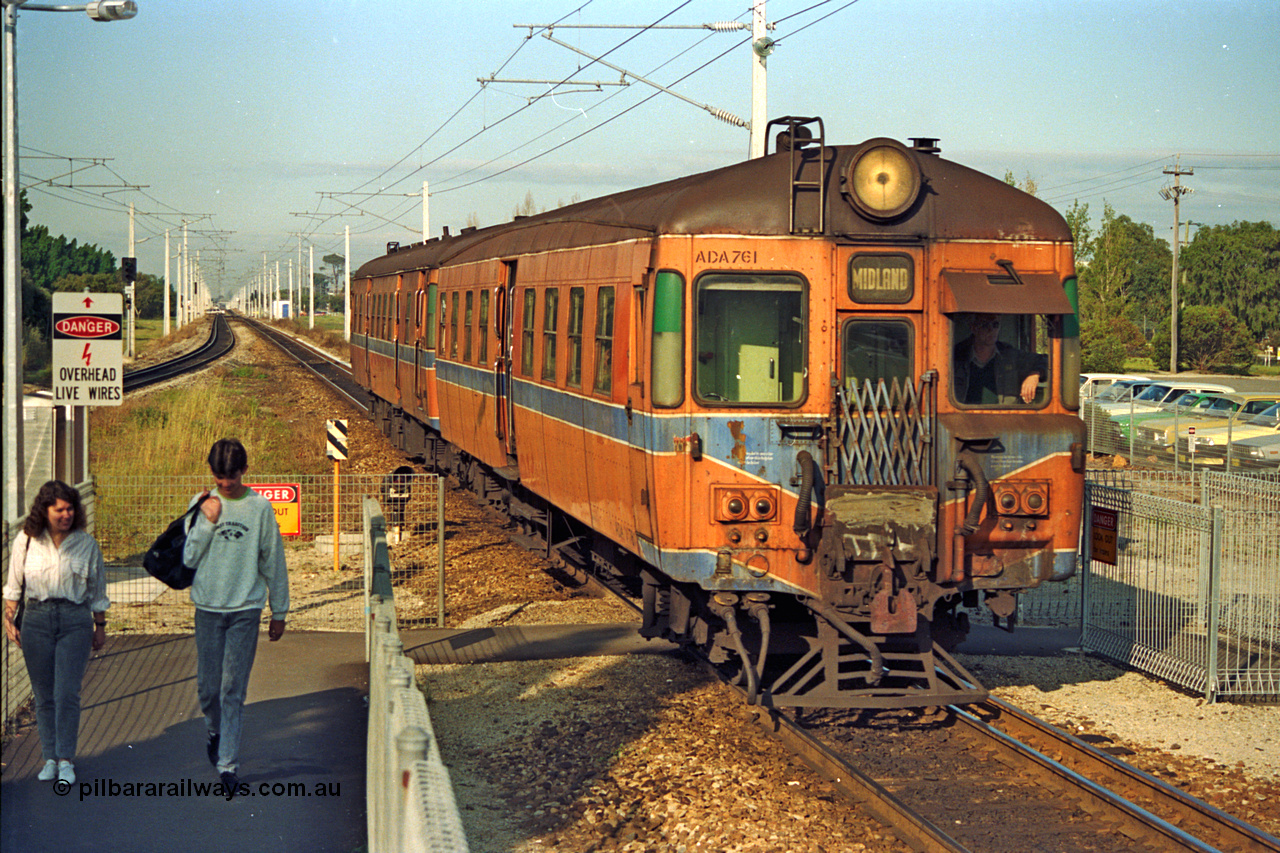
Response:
[52,292,124,406]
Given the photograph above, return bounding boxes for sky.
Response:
[11,0,1280,303]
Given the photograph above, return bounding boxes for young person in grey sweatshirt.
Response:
[183,438,289,800]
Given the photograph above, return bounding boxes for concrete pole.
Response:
[749,0,767,159]
[163,229,171,336]
[182,221,190,327]
[422,180,429,243]
[127,203,135,357]
[308,244,315,328]
[3,2,24,519]
[344,225,351,341]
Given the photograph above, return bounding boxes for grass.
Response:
[91,367,331,480]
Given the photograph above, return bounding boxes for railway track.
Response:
[236,315,370,413]
[122,313,236,391]
[165,318,1279,852]
[757,697,1280,853]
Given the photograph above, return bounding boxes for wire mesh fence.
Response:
[91,472,445,634]
[1080,477,1280,701]
[4,473,444,740]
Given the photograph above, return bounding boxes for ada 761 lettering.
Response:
[694,249,758,265]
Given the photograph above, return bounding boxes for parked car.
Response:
[1095,380,1235,417]
[1187,401,1280,464]
[1109,390,1227,443]
[1228,429,1280,470]
[1134,393,1280,458]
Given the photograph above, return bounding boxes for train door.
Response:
[627,279,654,542]
[495,260,518,466]
[393,280,403,394]
[834,251,930,487]
[361,289,372,367]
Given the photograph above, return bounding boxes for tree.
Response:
[1065,200,1093,271]
[513,191,541,219]
[1150,305,1254,372]
[1002,170,1038,197]
[1080,319,1128,373]
[322,253,344,299]
[1077,203,1170,328]
[1180,221,1280,342]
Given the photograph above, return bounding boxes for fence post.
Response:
[435,473,445,622]
[394,726,430,853]
[1205,505,1223,703]
[1080,494,1094,650]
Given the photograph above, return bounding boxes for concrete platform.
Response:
[1,632,367,853]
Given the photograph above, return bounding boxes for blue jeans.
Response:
[194,608,261,774]
[20,599,94,762]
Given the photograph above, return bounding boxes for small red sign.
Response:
[252,484,299,502]
[55,316,121,338]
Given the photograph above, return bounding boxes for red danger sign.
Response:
[252,484,299,502]
[54,316,122,338]
[249,483,301,536]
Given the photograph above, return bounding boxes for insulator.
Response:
[706,107,747,128]
[706,21,745,31]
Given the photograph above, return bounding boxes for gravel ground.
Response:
[112,321,1280,849]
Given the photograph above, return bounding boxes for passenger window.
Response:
[542,288,559,381]
[426,283,438,349]
[567,287,585,388]
[594,287,615,394]
[438,293,447,353]
[449,292,459,359]
[464,291,474,363]
[478,290,489,365]
[520,289,536,376]
[952,312,1050,406]
[651,271,685,408]
[695,274,806,404]
[842,320,913,388]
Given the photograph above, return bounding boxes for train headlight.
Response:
[714,486,779,523]
[716,488,750,522]
[844,138,922,221]
[749,491,777,521]
[992,481,1051,518]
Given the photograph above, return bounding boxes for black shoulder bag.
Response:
[143,495,211,590]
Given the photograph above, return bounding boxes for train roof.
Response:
[353,133,1071,279]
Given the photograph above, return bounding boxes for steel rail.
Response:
[971,697,1280,853]
[122,314,235,391]
[235,316,369,413]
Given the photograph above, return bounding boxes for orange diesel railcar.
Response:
[351,118,1086,709]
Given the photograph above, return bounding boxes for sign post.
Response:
[326,419,349,572]
[52,292,123,406]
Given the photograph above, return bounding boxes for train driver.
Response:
[953,312,1047,405]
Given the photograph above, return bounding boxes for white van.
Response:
[1080,373,1149,401]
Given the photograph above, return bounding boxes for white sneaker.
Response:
[57,761,75,785]
[37,760,57,781]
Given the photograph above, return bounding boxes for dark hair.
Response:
[23,480,86,538]
[208,438,249,478]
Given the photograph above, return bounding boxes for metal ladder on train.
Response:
[768,116,828,235]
